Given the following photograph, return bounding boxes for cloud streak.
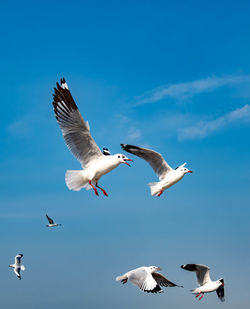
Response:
[137,75,250,104]
[178,104,250,140]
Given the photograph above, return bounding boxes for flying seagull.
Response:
[116,266,183,293]
[46,214,62,227]
[181,264,224,301]
[121,144,192,196]
[9,254,25,280]
[52,78,132,196]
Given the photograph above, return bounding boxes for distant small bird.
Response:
[121,144,192,196]
[102,148,111,155]
[46,214,62,227]
[9,254,25,280]
[181,264,224,301]
[116,266,182,293]
[52,78,133,196]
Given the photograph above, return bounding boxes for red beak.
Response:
[124,159,133,167]
[188,170,193,173]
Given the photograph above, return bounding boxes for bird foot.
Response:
[96,184,108,196]
[157,190,163,197]
[121,278,128,284]
[198,293,204,301]
[89,181,99,196]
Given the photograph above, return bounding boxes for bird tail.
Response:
[148,182,161,196]
[21,265,25,271]
[65,170,91,191]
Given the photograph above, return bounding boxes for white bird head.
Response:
[115,154,133,167]
[177,163,193,174]
[216,278,224,286]
[148,266,161,273]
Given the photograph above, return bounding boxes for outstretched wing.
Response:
[14,268,21,280]
[53,78,103,168]
[216,279,225,302]
[15,254,23,266]
[46,214,54,224]
[181,264,211,286]
[121,144,172,180]
[152,272,182,287]
[129,269,162,293]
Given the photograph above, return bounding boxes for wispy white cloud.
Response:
[178,104,250,140]
[137,75,250,104]
[127,128,141,142]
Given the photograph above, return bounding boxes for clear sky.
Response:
[1,0,250,308]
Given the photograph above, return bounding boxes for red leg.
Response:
[121,278,128,284]
[96,183,108,196]
[89,181,99,196]
[157,190,163,197]
[199,293,204,301]
[195,292,201,298]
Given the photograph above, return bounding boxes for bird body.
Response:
[116,266,182,293]
[181,264,224,301]
[121,144,192,196]
[9,254,25,280]
[53,78,132,196]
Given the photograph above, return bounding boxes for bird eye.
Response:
[122,156,125,158]
[118,155,120,158]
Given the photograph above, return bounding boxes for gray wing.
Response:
[53,78,103,168]
[15,254,23,266]
[152,272,182,287]
[46,214,54,224]
[121,144,173,180]
[181,264,211,286]
[216,279,225,302]
[129,269,162,293]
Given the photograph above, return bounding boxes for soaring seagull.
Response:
[116,266,182,293]
[46,214,62,227]
[52,78,132,196]
[181,264,225,301]
[121,144,192,196]
[9,254,25,280]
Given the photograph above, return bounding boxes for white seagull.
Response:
[116,266,183,293]
[46,214,62,227]
[52,78,132,196]
[9,254,25,280]
[181,264,225,301]
[121,144,192,197]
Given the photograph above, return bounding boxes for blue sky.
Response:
[1,0,250,308]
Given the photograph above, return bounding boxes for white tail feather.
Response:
[65,170,91,191]
[21,265,25,271]
[148,182,162,196]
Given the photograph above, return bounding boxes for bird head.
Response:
[148,266,161,273]
[115,154,133,166]
[217,278,224,286]
[176,163,193,174]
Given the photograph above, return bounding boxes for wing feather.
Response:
[121,144,172,179]
[53,78,103,168]
[152,272,181,287]
[181,264,211,286]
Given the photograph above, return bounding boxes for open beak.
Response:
[124,158,133,167]
[156,267,161,271]
[188,170,193,173]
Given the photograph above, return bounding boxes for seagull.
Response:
[102,148,111,155]
[52,78,132,196]
[9,254,25,280]
[46,214,62,227]
[181,264,225,301]
[116,266,183,293]
[121,144,192,197]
